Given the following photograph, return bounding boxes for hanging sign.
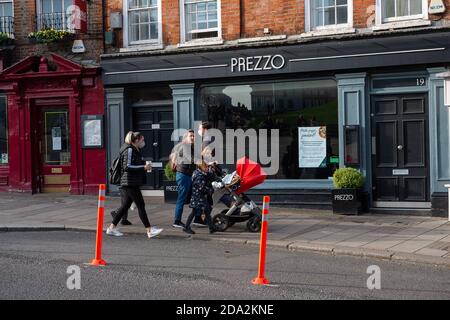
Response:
[429,0,446,14]
[67,0,88,33]
[298,126,327,168]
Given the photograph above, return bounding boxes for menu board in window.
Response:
[81,115,103,148]
[298,126,327,168]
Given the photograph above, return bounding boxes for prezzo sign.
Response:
[334,194,354,201]
[231,55,286,73]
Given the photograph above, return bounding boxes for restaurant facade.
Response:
[101,29,450,215]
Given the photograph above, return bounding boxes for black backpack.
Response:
[109,149,125,185]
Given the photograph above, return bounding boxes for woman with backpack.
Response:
[107,131,163,239]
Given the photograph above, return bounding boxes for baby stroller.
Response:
[211,157,267,233]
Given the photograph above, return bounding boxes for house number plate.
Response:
[393,169,409,175]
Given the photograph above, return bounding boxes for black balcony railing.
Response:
[36,12,74,32]
[0,16,14,38]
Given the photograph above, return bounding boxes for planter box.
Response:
[164,181,178,204]
[332,188,363,215]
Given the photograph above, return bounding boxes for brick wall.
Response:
[104,0,450,52]
[7,0,104,65]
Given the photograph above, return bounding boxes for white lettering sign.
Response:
[231,55,285,72]
[429,0,445,14]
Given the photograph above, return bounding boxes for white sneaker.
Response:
[147,226,163,238]
[106,227,123,237]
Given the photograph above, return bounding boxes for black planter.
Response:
[332,188,362,215]
[164,181,178,204]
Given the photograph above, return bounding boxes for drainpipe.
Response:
[101,0,106,54]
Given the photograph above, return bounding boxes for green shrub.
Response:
[332,167,364,189]
[164,162,176,181]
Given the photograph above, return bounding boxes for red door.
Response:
[36,107,71,193]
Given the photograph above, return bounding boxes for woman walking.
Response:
[107,131,163,238]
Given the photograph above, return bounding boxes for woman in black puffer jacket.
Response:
[107,131,163,239]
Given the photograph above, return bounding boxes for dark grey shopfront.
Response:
[102,29,450,214]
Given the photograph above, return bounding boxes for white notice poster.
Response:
[84,119,102,147]
[298,126,327,168]
[52,127,62,151]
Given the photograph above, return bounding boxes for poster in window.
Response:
[52,127,62,151]
[298,126,327,168]
[84,119,102,147]
[81,115,103,148]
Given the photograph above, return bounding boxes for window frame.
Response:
[305,0,353,33]
[36,0,74,32]
[180,0,222,44]
[0,96,8,166]
[0,0,13,17]
[123,0,163,47]
[375,0,428,24]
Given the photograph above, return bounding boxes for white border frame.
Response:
[123,0,163,48]
[375,0,428,25]
[305,0,353,33]
[179,0,222,45]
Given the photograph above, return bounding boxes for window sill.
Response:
[300,28,356,38]
[372,19,431,31]
[177,39,224,48]
[119,44,164,53]
[237,35,287,44]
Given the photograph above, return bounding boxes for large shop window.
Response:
[199,79,339,180]
[182,0,220,42]
[127,0,160,44]
[0,97,7,165]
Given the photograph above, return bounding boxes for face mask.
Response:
[138,140,146,149]
[198,129,203,137]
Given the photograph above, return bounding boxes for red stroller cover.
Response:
[235,157,267,194]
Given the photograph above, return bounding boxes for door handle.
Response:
[397,145,403,150]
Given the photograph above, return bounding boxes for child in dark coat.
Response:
[183,161,217,234]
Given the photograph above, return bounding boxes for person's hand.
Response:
[144,163,152,171]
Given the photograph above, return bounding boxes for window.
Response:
[126,0,161,45]
[181,0,221,42]
[198,79,339,180]
[0,0,13,37]
[0,97,7,165]
[306,0,352,32]
[38,0,73,31]
[378,0,427,23]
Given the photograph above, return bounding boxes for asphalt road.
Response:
[0,231,449,300]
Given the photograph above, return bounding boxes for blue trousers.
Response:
[174,172,192,223]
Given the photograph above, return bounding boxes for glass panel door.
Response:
[43,110,70,165]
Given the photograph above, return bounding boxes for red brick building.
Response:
[101,0,450,214]
[0,0,106,194]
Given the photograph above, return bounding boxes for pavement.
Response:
[0,193,449,267]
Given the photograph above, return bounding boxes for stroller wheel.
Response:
[212,213,230,232]
[246,216,261,233]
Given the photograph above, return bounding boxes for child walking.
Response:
[183,160,217,234]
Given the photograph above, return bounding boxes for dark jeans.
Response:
[185,205,213,231]
[112,187,151,228]
[174,172,192,223]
